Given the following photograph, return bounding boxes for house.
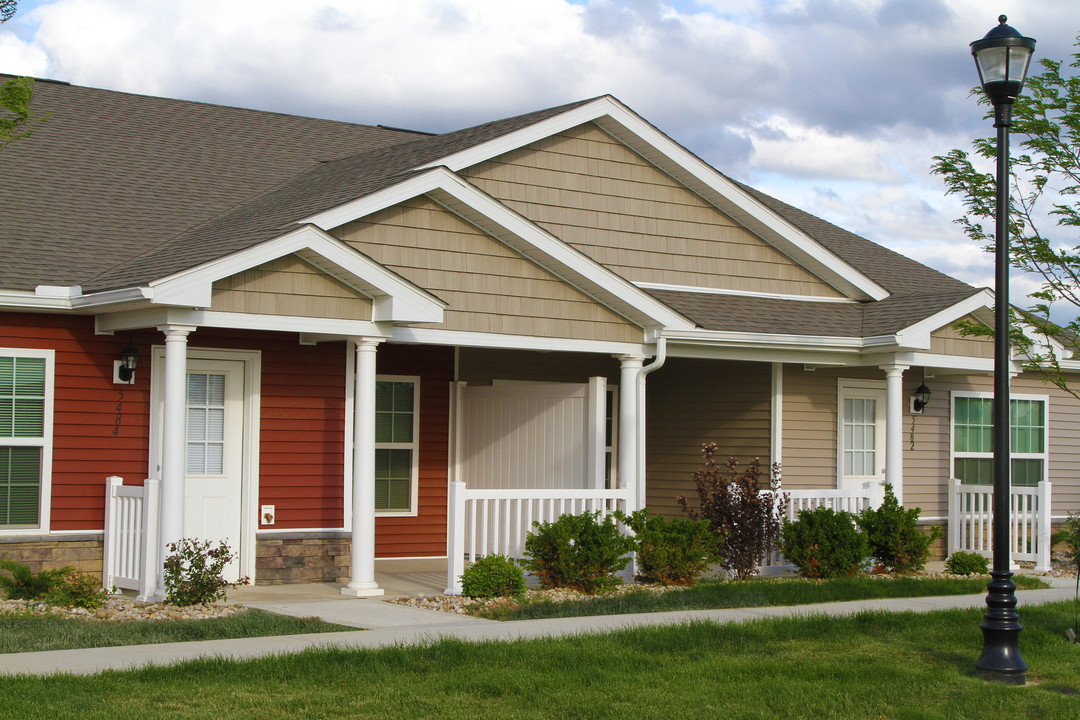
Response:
[0,75,1075,595]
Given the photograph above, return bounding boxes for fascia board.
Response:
[0,291,73,310]
[303,166,694,331]
[147,225,443,323]
[413,95,886,303]
[894,290,995,349]
[661,327,898,352]
[391,326,650,356]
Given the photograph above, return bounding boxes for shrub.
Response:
[856,485,941,574]
[781,506,868,579]
[0,559,66,600]
[677,445,786,580]
[945,551,990,576]
[0,561,108,609]
[1052,513,1080,573]
[162,538,248,606]
[523,511,635,594]
[615,509,722,586]
[460,554,527,599]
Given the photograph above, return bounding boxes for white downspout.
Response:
[635,335,667,511]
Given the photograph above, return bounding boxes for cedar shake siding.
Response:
[333,197,643,343]
[461,123,845,298]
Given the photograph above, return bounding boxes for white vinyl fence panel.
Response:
[102,476,159,601]
[947,478,1051,571]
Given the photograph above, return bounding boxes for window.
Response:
[375,377,419,513]
[0,351,53,530]
[952,394,1047,486]
[186,373,226,475]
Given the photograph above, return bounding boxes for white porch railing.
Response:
[947,478,1051,572]
[446,481,632,594]
[102,476,159,601]
[759,482,879,575]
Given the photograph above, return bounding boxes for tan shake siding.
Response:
[210,254,373,320]
[646,359,771,518]
[461,123,844,298]
[929,317,994,358]
[333,198,642,342]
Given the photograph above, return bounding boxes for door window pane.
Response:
[843,397,876,477]
[186,373,226,474]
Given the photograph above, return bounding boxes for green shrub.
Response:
[0,561,107,610]
[523,511,635,594]
[615,509,722,586]
[1052,513,1080,572]
[945,551,990,576]
[460,554,527,599]
[857,485,940,573]
[677,445,786,580]
[162,538,248,606]
[781,506,868,579]
[0,559,66,601]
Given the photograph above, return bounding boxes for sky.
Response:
[3,0,1080,319]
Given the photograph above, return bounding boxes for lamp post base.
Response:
[974,570,1027,684]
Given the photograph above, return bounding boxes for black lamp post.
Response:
[970,14,1036,685]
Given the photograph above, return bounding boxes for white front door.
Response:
[182,359,245,581]
[838,381,886,492]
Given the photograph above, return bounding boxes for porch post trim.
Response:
[617,354,644,511]
[771,362,783,476]
[880,363,908,504]
[156,324,195,596]
[343,336,385,597]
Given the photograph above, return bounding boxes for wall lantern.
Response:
[910,383,931,414]
[115,341,139,383]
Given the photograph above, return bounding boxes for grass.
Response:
[0,609,353,654]
[1,601,1078,719]
[475,574,1051,620]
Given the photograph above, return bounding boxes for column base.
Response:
[341,582,384,597]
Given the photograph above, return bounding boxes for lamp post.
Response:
[969,15,1036,685]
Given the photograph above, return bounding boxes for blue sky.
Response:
[3,0,1080,320]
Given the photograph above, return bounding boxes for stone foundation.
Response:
[255,532,351,585]
[0,535,104,581]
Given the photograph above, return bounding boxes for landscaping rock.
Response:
[0,596,243,622]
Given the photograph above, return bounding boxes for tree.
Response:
[0,0,46,152]
[931,36,1080,394]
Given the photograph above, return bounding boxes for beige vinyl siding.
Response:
[646,359,772,519]
[333,198,642,343]
[210,254,373,320]
[458,348,619,385]
[929,317,994,359]
[461,123,844,298]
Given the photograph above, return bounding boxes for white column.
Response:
[617,355,644,511]
[343,337,384,597]
[770,362,783,478]
[880,363,908,505]
[157,324,194,596]
[587,376,607,490]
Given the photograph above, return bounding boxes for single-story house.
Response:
[1,75,1075,595]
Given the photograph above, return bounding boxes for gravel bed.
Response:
[0,596,243,622]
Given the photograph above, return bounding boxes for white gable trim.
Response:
[893,290,995,350]
[146,224,444,324]
[634,281,860,304]
[303,167,695,332]
[410,96,887,302]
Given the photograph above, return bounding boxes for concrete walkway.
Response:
[1,573,1075,677]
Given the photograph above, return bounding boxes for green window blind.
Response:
[0,356,46,526]
[375,448,412,511]
[953,397,1045,487]
[374,380,416,511]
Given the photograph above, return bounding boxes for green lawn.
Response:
[0,609,352,653]
[1,602,1078,719]
[477,574,1050,620]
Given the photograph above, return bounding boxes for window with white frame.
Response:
[374,377,419,513]
[0,350,53,529]
[952,393,1047,486]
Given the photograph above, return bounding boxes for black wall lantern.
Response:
[911,383,931,414]
[117,341,139,383]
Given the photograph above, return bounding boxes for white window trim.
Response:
[0,348,55,535]
[949,391,1049,485]
[836,378,886,489]
[375,374,420,517]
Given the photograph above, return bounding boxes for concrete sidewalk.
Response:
[1,576,1075,677]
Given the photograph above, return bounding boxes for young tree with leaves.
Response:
[0,0,45,151]
[932,36,1080,394]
